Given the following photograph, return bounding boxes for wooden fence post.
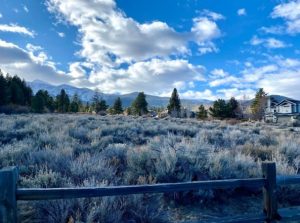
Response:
[262,162,280,222]
[0,167,18,223]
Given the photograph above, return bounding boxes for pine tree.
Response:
[69,93,81,113]
[43,91,55,112]
[56,89,70,113]
[31,90,46,113]
[197,104,208,119]
[98,99,108,112]
[251,88,267,120]
[8,76,25,105]
[227,97,239,118]
[112,97,123,114]
[4,75,32,106]
[92,90,102,113]
[0,71,8,106]
[209,99,228,118]
[21,79,33,106]
[167,88,181,117]
[131,92,148,116]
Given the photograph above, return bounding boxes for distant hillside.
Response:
[28,80,212,108]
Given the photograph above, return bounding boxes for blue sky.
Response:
[0,0,300,100]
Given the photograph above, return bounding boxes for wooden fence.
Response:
[1,162,300,222]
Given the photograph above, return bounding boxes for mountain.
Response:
[28,80,212,108]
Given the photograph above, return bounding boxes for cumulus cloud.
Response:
[180,89,217,100]
[242,64,278,82]
[210,69,228,78]
[85,59,205,94]
[46,0,187,66]
[46,0,223,65]
[192,17,221,54]
[0,24,35,37]
[68,62,87,79]
[249,36,289,48]
[217,88,256,100]
[204,56,300,100]
[237,8,247,16]
[240,56,300,99]
[271,0,300,34]
[0,39,70,84]
[209,76,240,87]
[207,69,241,95]
[44,0,223,96]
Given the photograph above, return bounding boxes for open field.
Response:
[1,114,300,222]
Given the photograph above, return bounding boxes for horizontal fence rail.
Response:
[1,162,300,223]
[277,175,300,186]
[17,178,266,201]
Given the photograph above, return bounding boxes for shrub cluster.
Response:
[1,114,300,222]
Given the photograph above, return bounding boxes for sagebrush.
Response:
[1,114,300,222]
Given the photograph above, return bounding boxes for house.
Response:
[265,95,300,123]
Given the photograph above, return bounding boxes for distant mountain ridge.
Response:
[28,80,212,108]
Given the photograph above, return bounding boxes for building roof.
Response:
[269,95,300,105]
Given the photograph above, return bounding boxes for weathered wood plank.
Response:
[277,175,300,186]
[17,178,266,200]
[0,167,18,223]
[262,162,280,222]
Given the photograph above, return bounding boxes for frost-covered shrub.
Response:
[21,166,68,188]
[1,114,300,222]
[70,152,115,184]
[240,143,274,161]
[208,151,260,179]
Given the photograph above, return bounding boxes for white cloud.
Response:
[265,38,289,48]
[208,69,240,87]
[237,8,247,16]
[272,1,300,21]
[210,69,228,78]
[23,5,29,13]
[0,13,2,19]
[260,26,285,35]
[217,88,256,100]
[85,58,205,95]
[271,0,300,34]
[199,9,225,21]
[205,56,300,100]
[192,17,221,54]
[192,17,221,42]
[0,24,35,37]
[209,76,239,87]
[180,89,217,100]
[258,69,300,99]
[46,1,223,65]
[45,0,223,96]
[46,0,189,66]
[242,64,278,82]
[249,36,289,49]
[57,32,65,37]
[244,62,252,67]
[240,56,300,99]
[26,43,43,52]
[0,39,70,84]
[68,62,86,78]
